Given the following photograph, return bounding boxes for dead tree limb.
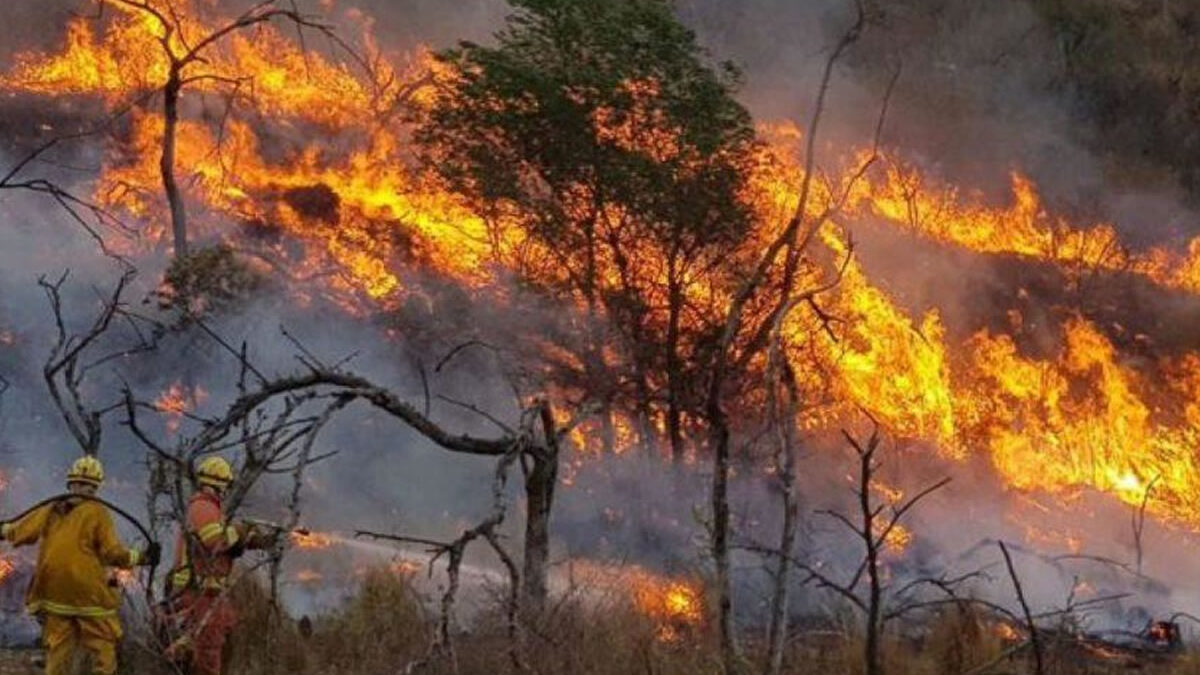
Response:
[125,346,566,610]
[267,394,350,606]
[39,268,158,456]
[357,444,528,673]
[1132,474,1161,575]
[998,541,1043,675]
[107,0,353,257]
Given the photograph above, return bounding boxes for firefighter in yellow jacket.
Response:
[0,456,159,675]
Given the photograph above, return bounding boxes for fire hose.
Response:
[0,499,315,664]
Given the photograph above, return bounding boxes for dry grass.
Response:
[102,571,1200,675]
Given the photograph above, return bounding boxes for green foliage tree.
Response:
[415,0,759,461]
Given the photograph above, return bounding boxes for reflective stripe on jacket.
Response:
[2,500,138,617]
[170,491,242,590]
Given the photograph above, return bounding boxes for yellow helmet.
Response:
[67,456,105,487]
[195,456,234,489]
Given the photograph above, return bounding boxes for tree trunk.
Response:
[764,375,799,675]
[861,450,883,675]
[162,69,188,258]
[599,400,616,454]
[666,266,685,464]
[709,400,737,673]
[522,441,558,611]
[581,214,612,453]
[633,365,657,458]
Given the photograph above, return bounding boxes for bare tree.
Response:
[358,441,529,673]
[700,4,875,668]
[124,342,572,611]
[742,423,952,675]
[39,268,158,456]
[105,0,350,257]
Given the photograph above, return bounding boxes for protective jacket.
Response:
[2,500,139,618]
[169,491,246,591]
[164,489,265,675]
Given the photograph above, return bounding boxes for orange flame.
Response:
[153,380,208,433]
[0,557,15,585]
[295,569,323,583]
[291,530,335,550]
[11,0,1200,542]
[570,561,704,642]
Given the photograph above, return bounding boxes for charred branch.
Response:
[999,541,1044,675]
[741,420,950,675]
[356,445,527,673]
[1132,474,1161,575]
[39,268,158,456]
[103,0,357,257]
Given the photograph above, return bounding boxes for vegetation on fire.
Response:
[5,0,1200,674]
[106,570,1200,675]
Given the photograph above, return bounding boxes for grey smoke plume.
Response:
[0,0,1199,643]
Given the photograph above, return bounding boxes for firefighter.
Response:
[0,456,159,675]
[165,456,273,675]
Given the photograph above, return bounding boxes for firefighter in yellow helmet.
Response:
[166,455,273,675]
[0,456,159,675]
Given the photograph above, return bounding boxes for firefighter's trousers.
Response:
[172,590,235,675]
[42,614,120,675]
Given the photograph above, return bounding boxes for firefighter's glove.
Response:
[140,541,162,567]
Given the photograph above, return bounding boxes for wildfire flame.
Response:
[295,569,323,584]
[9,0,1200,548]
[993,622,1020,642]
[569,562,704,642]
[291,530,335,550]
[153,381,208,433]
[0,556,14,586]
[630,571,704,642]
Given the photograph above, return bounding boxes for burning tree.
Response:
[99,0,353,259]
[12,0,1200,672]
[413,0,760,462]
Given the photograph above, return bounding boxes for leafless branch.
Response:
[355,445,526,672]
[999,541,1044,675]
[39,267,147,456]
[1132,474,1160,575]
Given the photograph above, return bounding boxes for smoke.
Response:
[3,0,1200,643]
